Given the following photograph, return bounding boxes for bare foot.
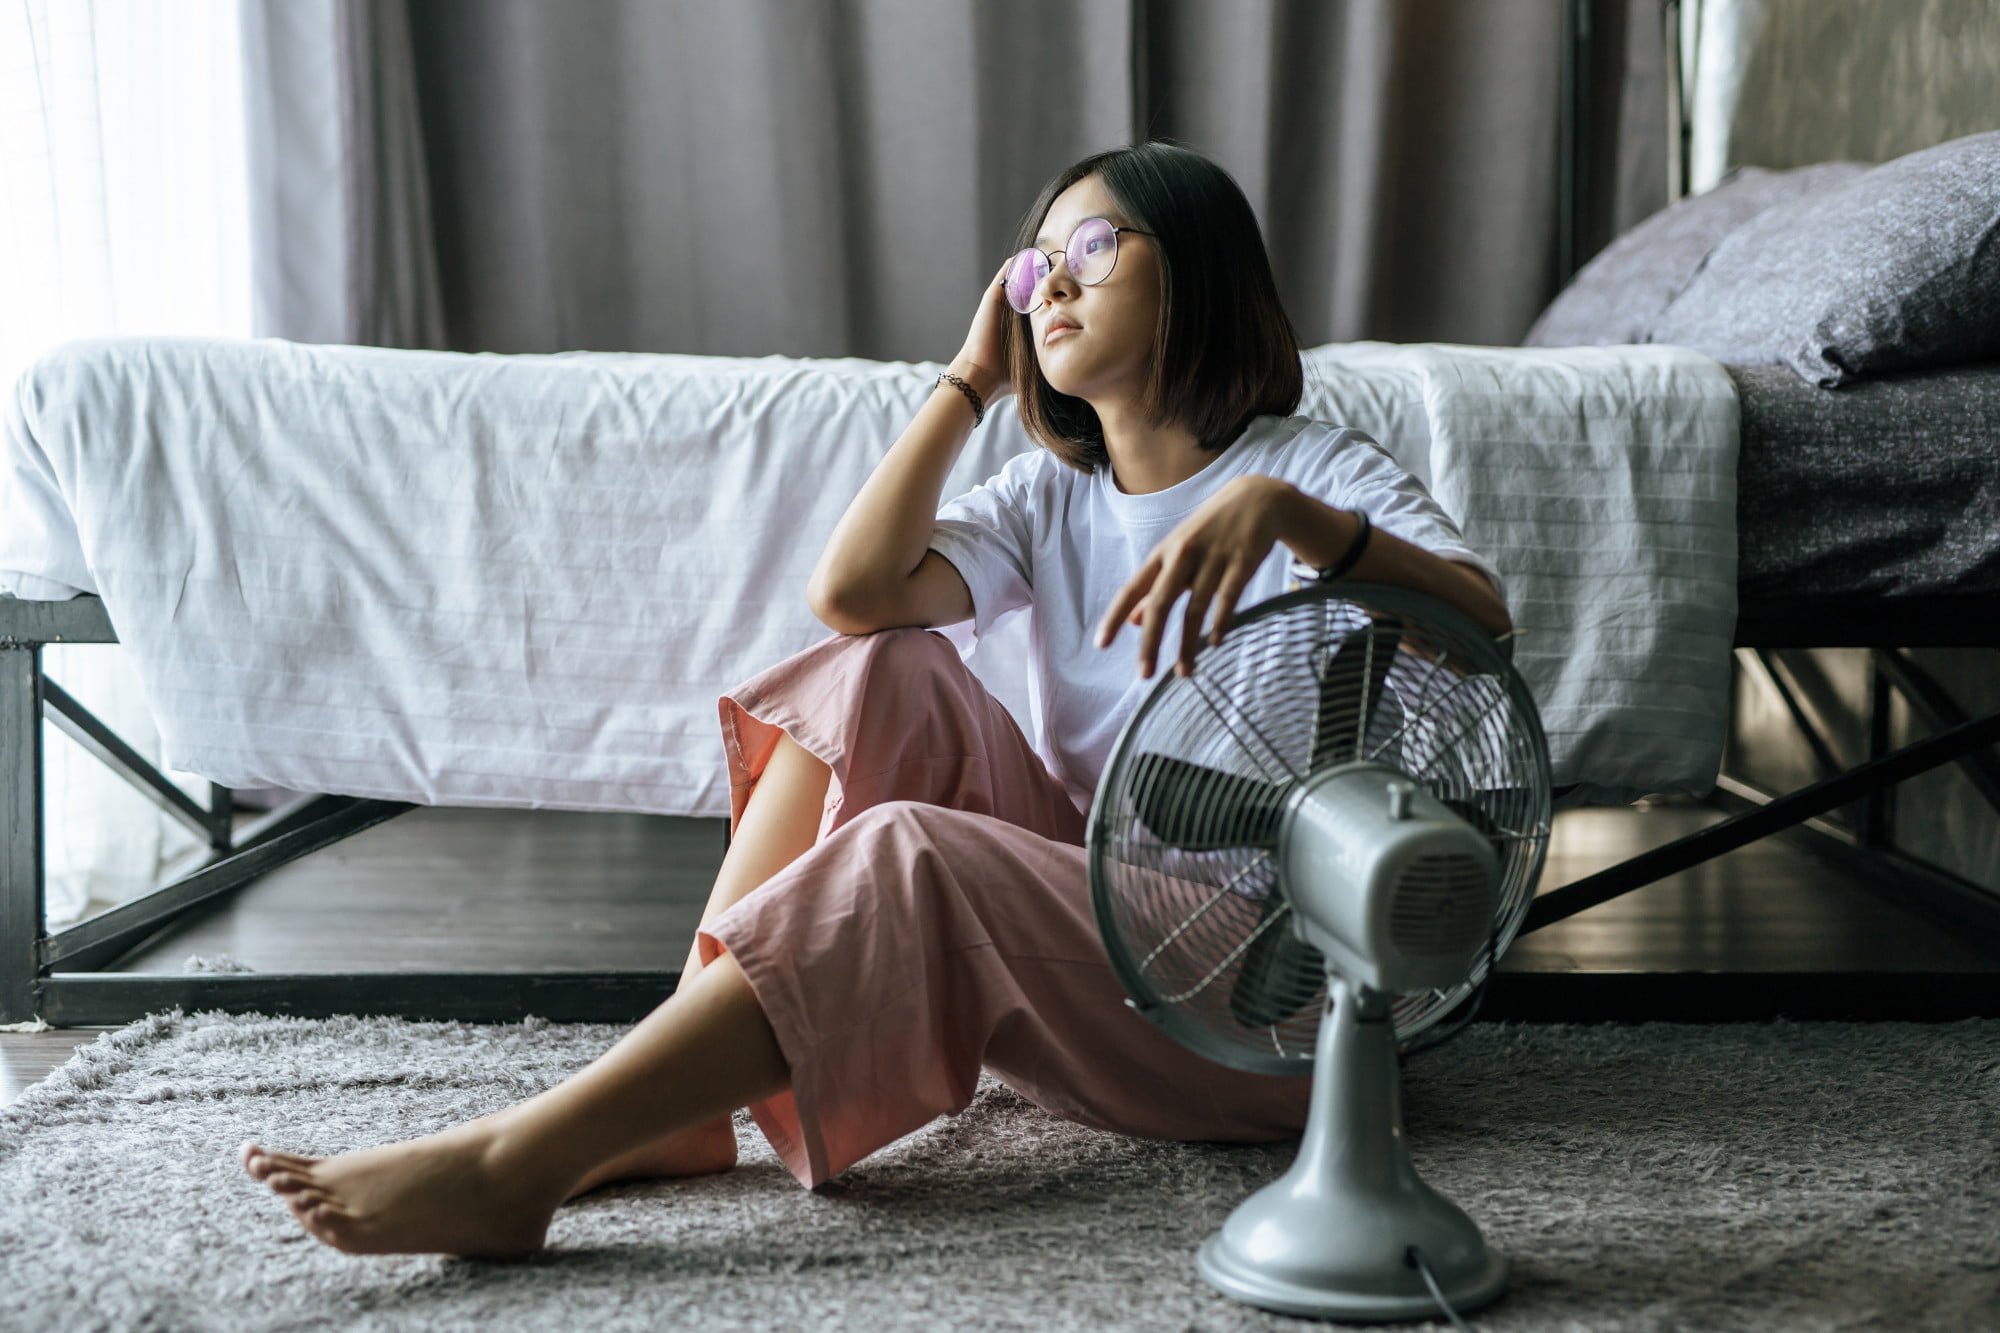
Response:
[240,1124,571,1258]
[564,1116,738,1201]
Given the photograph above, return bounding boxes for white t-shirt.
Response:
[927,413,1503,816]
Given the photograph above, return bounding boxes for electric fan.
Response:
[1088,577,1552,1323]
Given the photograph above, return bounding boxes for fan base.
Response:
[1197,1229,1505,1323]
[1192,975,1508,1322]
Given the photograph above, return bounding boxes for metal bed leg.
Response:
[1873,649,2000,820]
[1745,649,1860,826]
[1862,654,1893,847]
[1,638,46,1023]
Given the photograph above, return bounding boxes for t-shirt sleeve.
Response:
[926,448,1041,643]
[1292,426,1508,605]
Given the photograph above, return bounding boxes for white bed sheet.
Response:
[1,335,1734,815]
[1302,342,1739,806]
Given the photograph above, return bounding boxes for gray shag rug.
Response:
[3,1009,1997,1332]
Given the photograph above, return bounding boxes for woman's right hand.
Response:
[951,260,1018,403]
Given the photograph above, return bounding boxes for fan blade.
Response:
[1309,618,1404,770]
[1128,752,1286,851]
[1229,893,1323,1029]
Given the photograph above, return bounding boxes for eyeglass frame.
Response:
[1005,218,1158,314]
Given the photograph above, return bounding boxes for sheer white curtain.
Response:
[1,0,254,926]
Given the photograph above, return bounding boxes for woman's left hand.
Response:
[1095,474,1294,679]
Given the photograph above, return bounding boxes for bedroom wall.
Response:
[1690,0,2000,191]
[1726,650,2000,898]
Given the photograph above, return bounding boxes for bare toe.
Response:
[268,1170,316,1196]
[241,1143,275,1179]
[245,1145,319,1180]
[309,1202,367,1253]
[299,1203,351,1251]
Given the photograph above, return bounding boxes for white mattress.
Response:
[2,336,1736,814]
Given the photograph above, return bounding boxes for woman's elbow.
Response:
[806,574,857,633]
[807,582,867,636]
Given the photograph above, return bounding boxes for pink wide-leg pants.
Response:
[697,626,1312,1189]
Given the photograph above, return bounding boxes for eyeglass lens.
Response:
[1004,217,1119,314]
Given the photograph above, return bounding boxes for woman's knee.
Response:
[836,625,971,715]
[839,800,995,874]
[840,797,955,840]
[841,623,959,671]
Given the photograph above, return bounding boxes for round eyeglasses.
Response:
[1003,216,1157,314]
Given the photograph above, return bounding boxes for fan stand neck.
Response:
[1195,974,1507,1321]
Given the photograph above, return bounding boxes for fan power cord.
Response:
[1400,928,1499,1328]
[1407,1246,1475,1332]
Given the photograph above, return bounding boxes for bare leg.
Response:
[566,729,832,1197]
[240,947,789,1257]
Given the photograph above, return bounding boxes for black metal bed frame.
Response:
[6,591,1998,1028]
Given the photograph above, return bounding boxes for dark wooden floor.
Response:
[5,800,1996,1108]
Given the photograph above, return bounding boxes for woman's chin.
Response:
[1037,354,1088,395]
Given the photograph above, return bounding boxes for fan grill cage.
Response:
[1088,582,1552,1075]
[1390,853,1499,956]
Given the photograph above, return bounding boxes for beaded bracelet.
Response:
[936,371,985,426]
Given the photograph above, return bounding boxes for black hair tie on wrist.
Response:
[1320,508,1372,579]
[937,371,985,426]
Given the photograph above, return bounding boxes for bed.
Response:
[4,0,1997,1027]
[1510,0,2000,1007]
[1525,360,2000,980]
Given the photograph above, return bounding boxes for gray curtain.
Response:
[246,0,1667,359]
[1587,0,1672,242]
[243,0,448,348]
[242,0,347,346]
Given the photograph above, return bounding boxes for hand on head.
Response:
[951,262,1017,403]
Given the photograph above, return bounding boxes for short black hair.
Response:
[1003,139,1303,472]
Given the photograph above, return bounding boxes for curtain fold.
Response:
[246,0,1666,359]
[1156,0,1572,345]
[242,0,446,348]
[334,0,449,349]
[240,0,344,344]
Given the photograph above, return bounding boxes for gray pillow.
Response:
[1523,162,1866,347]
[1650,131,2000,387]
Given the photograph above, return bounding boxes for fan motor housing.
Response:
[1277,762,1501,994]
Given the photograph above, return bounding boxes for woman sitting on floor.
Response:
[240,138,1509,1258]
